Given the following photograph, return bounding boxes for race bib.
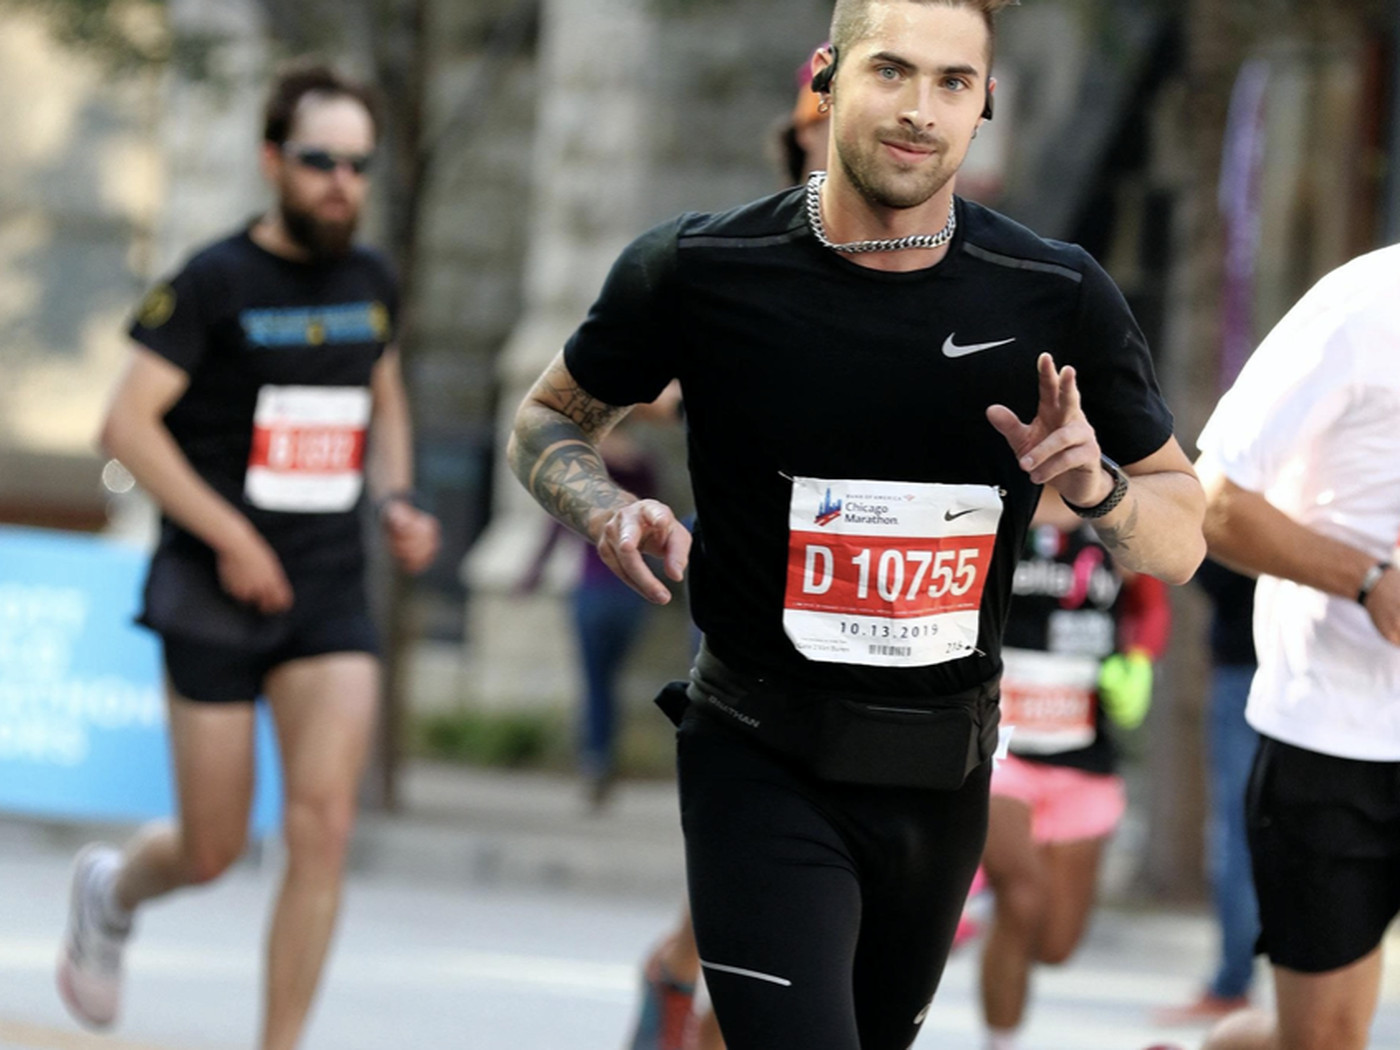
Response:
[245,385,370,513]
[1000,647,1099,754]
[1047,609,1116,656]
[782,477,1002,667]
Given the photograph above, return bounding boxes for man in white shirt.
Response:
[1196,244,1400,1050]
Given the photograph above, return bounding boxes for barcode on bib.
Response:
[869,644,912,657]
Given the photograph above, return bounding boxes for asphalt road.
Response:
[3,764,1400,1050]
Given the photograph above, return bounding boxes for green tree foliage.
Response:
[0,0,221,75]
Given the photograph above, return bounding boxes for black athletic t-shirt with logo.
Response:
[129,229,397,573]
[564,187,1174,700]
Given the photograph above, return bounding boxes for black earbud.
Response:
[810,46,838,95]
[982,91,994,122]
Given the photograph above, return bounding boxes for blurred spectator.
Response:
[1155,559,1259,1026]
[574,430,660,806]
[772,43,833,185]
[525,385,680,809]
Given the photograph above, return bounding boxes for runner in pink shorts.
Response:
[976,490,1169,1050]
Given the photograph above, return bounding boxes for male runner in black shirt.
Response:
[57,64,439,1050]
[510,2,1205,1046]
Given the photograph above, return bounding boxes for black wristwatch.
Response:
[1063,455,1130,519]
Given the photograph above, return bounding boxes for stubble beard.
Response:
[279,198,358,261]
[835,130,953,211]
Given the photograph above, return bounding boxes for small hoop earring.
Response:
[817,97,831,115]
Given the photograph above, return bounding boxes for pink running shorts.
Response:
[989,754,1127,843]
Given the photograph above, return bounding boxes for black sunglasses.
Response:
[283,145,374,175]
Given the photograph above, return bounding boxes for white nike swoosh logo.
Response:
[942,334,1016,358]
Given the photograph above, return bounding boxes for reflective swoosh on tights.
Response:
[942,334,1016,358]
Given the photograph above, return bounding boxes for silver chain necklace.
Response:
[805,170,957,254]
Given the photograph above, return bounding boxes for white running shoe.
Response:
[56,843,131,1028]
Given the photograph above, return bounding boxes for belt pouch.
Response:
[811,698,981,790]
[653,680,692,727]
[689,643,997,791]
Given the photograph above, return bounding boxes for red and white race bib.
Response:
[245,385,371,513]
[782,477,1002,667]
[999,647,1099,754]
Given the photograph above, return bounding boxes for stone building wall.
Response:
[463,0,834,711]
[405,0,540,615]
[0,0,272,534]
[0,10,165,525]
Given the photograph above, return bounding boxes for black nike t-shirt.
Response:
[129,228,398,572]
[564,187,1174,699]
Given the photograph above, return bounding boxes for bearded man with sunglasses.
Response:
[56,63,438,1050]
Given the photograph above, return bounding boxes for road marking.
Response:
[0,1017,188,1050]
[0,939,634,995]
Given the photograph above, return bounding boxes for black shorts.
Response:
[149,565,378,703]
[678,705,989,1050]
[1247,735,1400,973]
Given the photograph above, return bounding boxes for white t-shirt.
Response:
[1197,244,1400,760]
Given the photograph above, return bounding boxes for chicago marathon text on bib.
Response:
[783,477,1002,668]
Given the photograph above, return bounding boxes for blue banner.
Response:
[0,526,281,833]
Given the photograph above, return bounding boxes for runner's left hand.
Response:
[596,498,691,605]
[382,500,441,575]
[987,353,1114,507]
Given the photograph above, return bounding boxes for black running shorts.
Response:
[677,704,989,1050]
[155,569,378,703]
[1247,735,1400,973]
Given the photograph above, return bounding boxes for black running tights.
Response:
[677,708,990,1050]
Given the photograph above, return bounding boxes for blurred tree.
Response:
[0,0,219,74]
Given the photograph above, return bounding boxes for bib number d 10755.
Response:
[783,477,1002,667]
[245,385,371,513]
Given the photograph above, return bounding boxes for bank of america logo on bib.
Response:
[814,488,843,527]
[784,477,1004,668]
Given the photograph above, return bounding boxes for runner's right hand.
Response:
[216,529,294,614]
[596,498,690,605]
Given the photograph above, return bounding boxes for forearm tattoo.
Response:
[510,382,632,539]
[531,438,630,536]
[1093,496,1139,555]
[544,374,625,438]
